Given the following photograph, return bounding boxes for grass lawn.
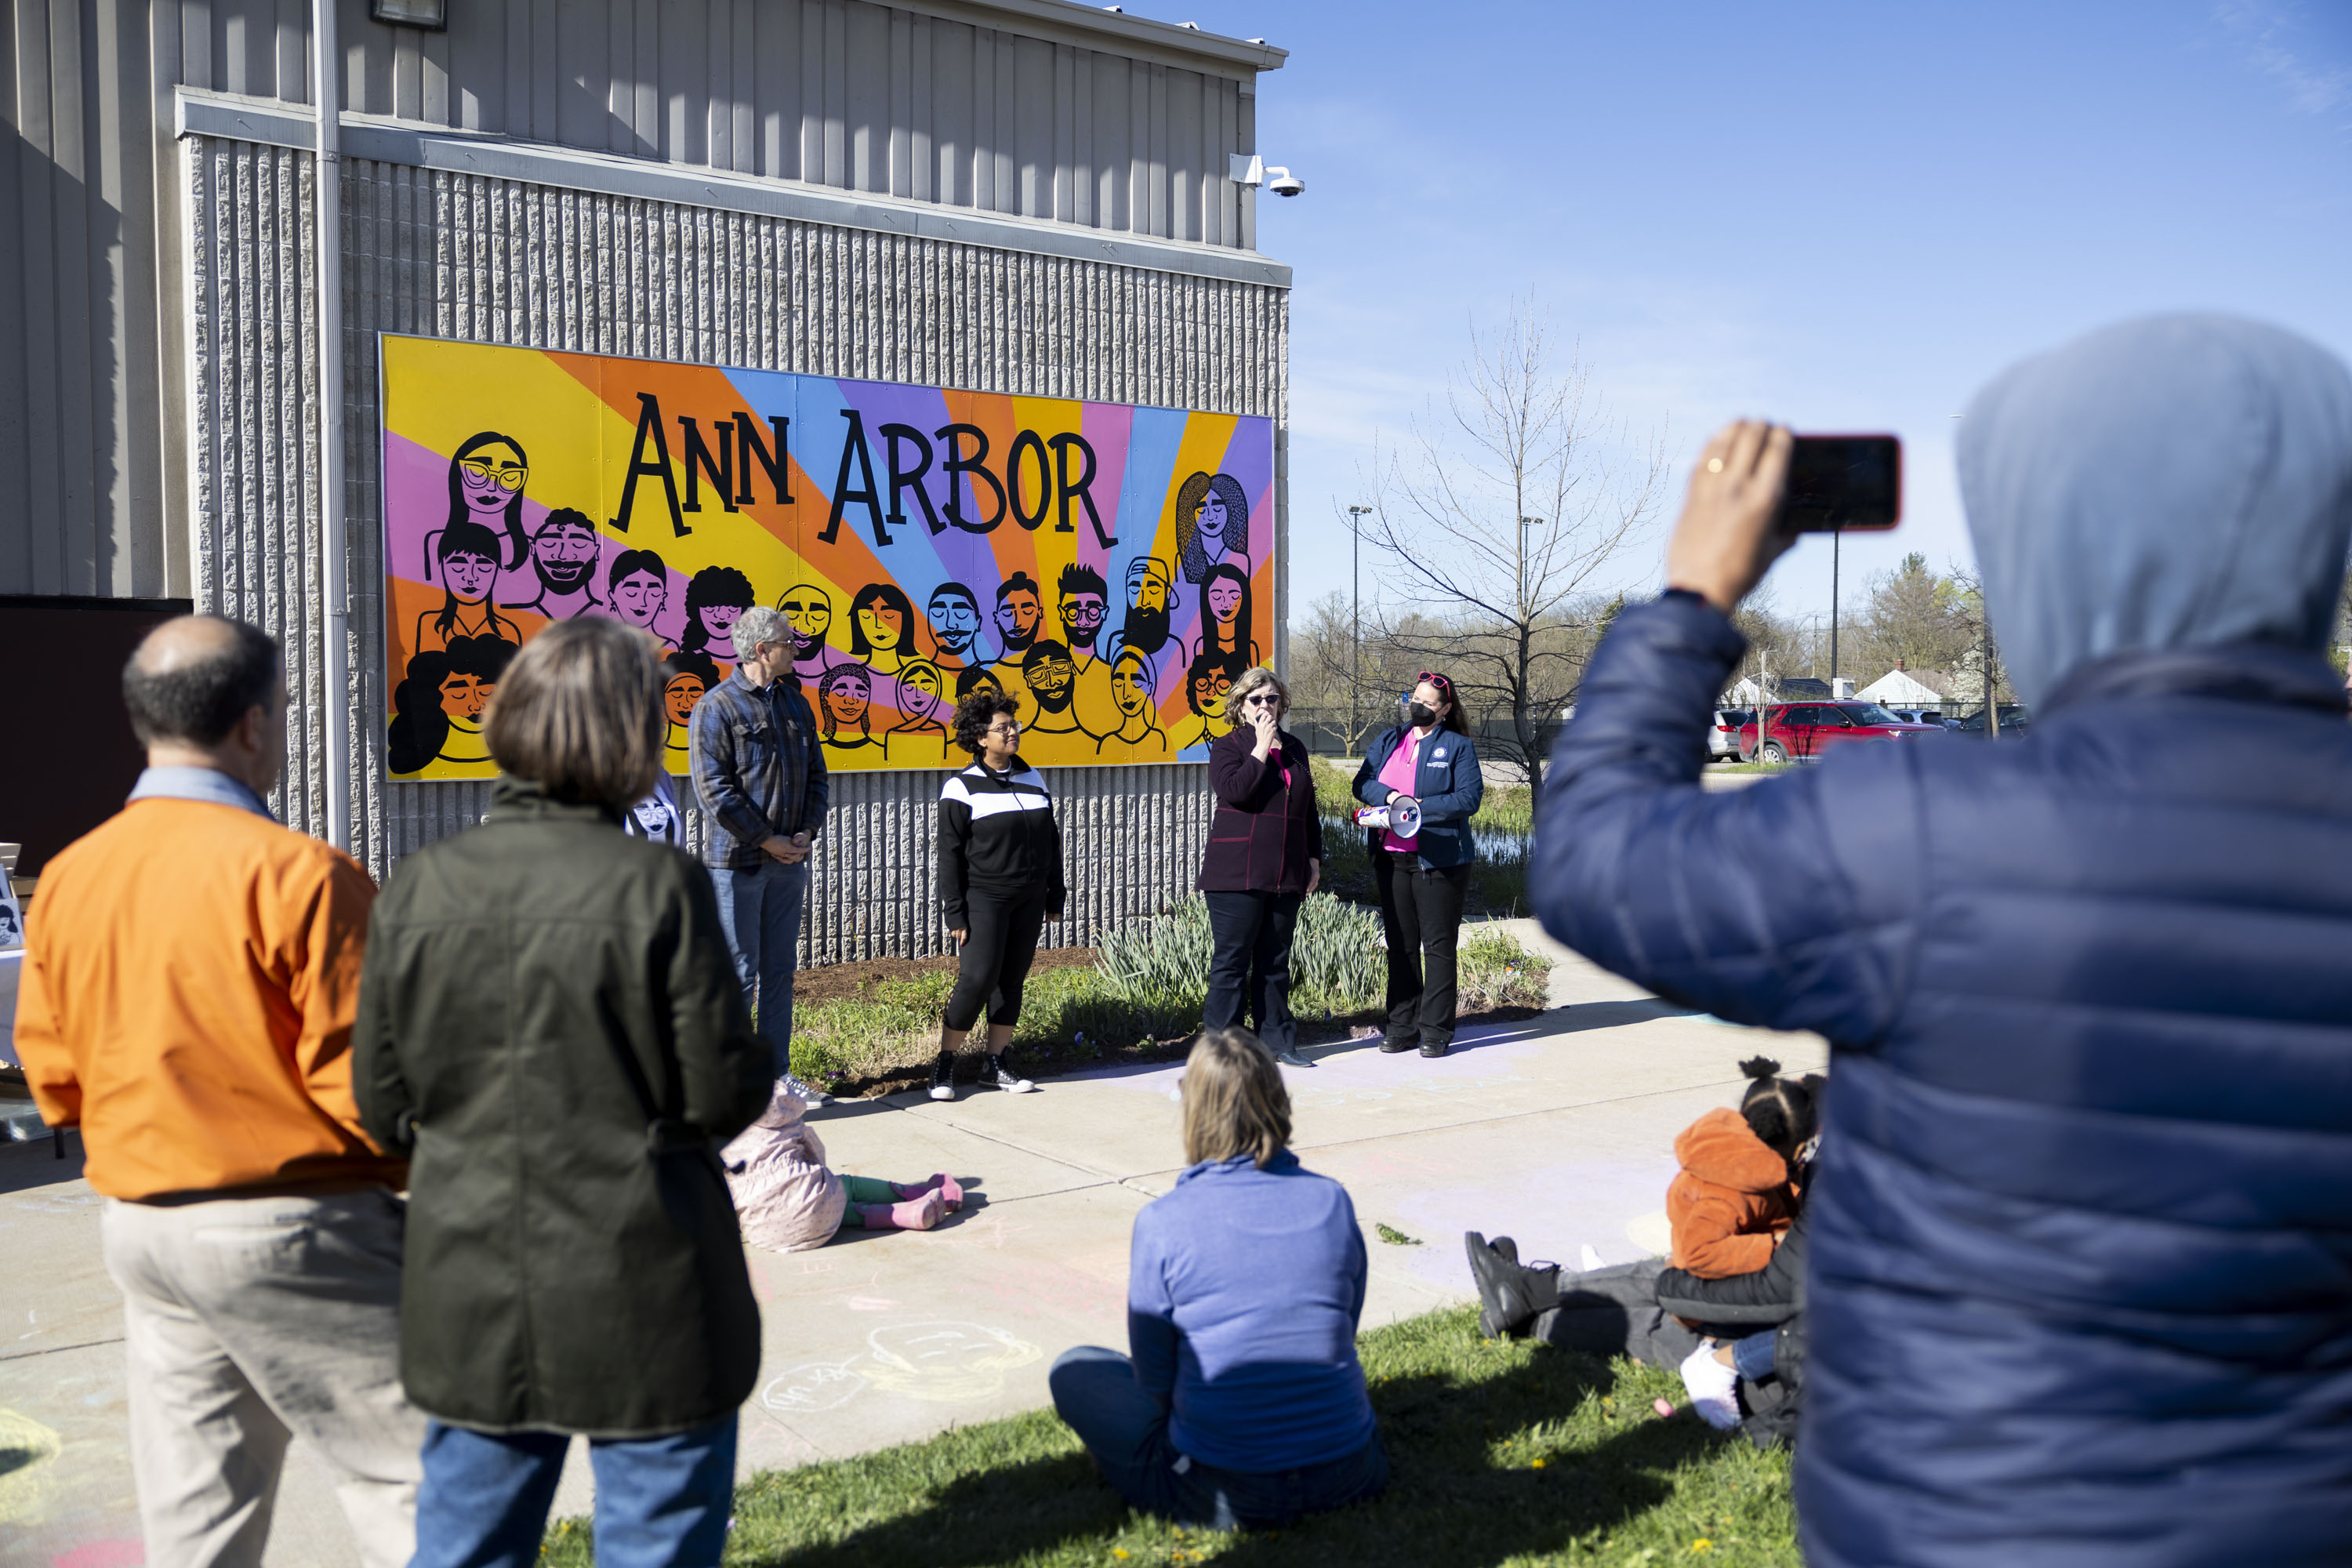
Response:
[543,1306,1796,1566]
[786,898,1552,1098]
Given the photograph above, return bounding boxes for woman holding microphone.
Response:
[1200,666,1322,1069]
[1354,672,1484,1058]
[929,688,1063,1102]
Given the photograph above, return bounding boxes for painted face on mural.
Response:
[898,664,943,719]
[782,587,833,661]
[1189,666,1232,715]
[1025,649,1076,711]
[927,586,982,659]
[1059,591,1106,649]
[458,442,526,518]
[530,517,600,594]
[663,673,706,726]
[995,587,1040,652]
[1194,491,1229,546]
[612,568,666,629]
[1206,578,1243,628]
[444,547,498,604]
[439,670,489,722]
[857,598,902,651]
[1111,653,1153,718]
[697,603,741,644]
[823,671,871,728]
[1127,559,1171,613]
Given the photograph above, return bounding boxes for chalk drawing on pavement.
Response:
[0,1406,63,1523]
[862,1321,1043,1403]
[760,1360,867,1415]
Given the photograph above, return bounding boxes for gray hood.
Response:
[1957,314,2352,707]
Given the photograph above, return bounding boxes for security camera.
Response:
[1264,165,1305,198]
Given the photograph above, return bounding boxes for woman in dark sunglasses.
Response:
[1352,671,1484,1058]
[1197,666,1322,1067]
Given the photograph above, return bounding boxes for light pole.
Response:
[1517,516,1543,615]
[1829,526,1842,695]
[1347,504,1372,744]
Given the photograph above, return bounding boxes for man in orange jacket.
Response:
[16,615,422,1568]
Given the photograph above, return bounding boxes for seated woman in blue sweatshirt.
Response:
[1048,1028,1388,1529]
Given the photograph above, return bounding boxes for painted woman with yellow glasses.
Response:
[432,430,532,575]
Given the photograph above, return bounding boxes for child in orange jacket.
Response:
[1666,1058,1820,1278]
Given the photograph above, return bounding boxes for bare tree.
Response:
[1359,307,1668,789]
[1844,552,1976,681]
[1287,590,1439,751]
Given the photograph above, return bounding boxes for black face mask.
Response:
[1407,701,1439,728]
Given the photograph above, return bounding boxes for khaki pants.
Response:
[100,1189,425,1568]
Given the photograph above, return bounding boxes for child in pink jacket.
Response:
[720,1086,961,1252]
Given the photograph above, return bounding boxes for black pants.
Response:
[1373,854,1470,1048]
[945,887,1050,1032]
[1203,891,1301,1054]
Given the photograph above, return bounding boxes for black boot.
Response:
[1465,1232,1559,1340]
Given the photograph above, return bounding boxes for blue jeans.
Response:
[710,856,807,1074]
[410,1415,736,1568]
[1047,1346,1386,1530]
[1732,1329,1777,1381]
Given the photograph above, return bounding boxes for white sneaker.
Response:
[927,1054,956,1102]
[1680,1341,1742,1431]
[779,1070,829,1107]
[987,1057,1036,1094]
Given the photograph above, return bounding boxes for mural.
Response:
[379,337,1276,778]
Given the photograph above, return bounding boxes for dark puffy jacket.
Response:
[1534,595,2352,1567]
[355,778,773,1437]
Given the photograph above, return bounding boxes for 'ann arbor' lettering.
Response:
[608,393,794,537]
[821,409,1116,550]
[604,392,1114,552]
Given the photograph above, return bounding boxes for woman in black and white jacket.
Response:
[931,688,1066,1102]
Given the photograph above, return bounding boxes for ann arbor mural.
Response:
[379,336,1276,779]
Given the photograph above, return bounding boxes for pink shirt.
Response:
[1376,730,1424,852]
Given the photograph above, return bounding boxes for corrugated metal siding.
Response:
[184,134,1283,956]
[164,0,1265,247]
[0,0,183,597]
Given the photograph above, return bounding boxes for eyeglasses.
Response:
[1243,693,1280,707]
[986,721,1022,737]
[459,458,528,491]
[1416,672,1453,694]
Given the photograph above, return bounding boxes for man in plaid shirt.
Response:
[689,604,830,1097]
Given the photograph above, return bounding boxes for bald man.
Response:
[14,615,423,1568]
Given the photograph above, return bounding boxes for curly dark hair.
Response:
[952,688,1020,757]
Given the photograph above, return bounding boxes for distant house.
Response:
[1858,669,1955,709]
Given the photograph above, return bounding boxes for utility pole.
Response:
[1348,504,1372,746]
[1829,527,1841,695]
[1982,602,2001,739]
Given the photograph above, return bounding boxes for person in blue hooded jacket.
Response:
[1529,314,2352,1568]
[1353,672,1486,1057]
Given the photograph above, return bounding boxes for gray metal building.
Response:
[1,0,1291,960]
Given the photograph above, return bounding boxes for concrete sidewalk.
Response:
[0,922,1821,1566]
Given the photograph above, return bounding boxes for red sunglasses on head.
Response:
[1415,672,1453,694]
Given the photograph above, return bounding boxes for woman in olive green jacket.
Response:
[355,619,771,1567]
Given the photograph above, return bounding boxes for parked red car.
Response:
[1738,701,1944,762]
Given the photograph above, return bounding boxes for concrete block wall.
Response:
[183,132,1285,960]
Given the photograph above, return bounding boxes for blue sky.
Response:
[1167,0,2352,644]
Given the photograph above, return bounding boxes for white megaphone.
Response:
[1352,799,1422,839]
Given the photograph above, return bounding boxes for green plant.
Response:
[1094,894,1388,1018]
